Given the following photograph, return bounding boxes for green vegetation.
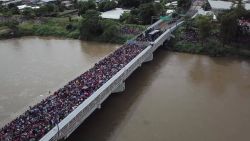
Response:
[79,10,103,40]
[177,0,191,12]
[170,41,250,58]
[120,2,164,25]
[0,3,20,16]
[219,1,250,45]
[0,26,12,38]
[169,30,249,57]
[168,20,250,57]
[17,17,79,39]
[166,0,250,58]
[0,14,144,43]
[117,0,156,8]
[77,0,96,16]
[196,15,212,46]
[0,0,161,42]
[98,0,117,12]
[79,10,142,43]
[8,16,144,43]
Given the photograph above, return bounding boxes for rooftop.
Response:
[101,8,130,20]
[208,0,250,10]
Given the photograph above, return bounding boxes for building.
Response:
[1,0,22,6]
[101,8,130,20]
[208,0,250,14]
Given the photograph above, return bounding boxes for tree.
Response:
[6,20,19,36]
[184,15,193,31]
[138,3,156,24]
[8,4,19,15]
[79,10,103,40]
[140,0,154,4]
[77,0,96,16]
[202,2,211,11]
[35,4,59,17]
[196,16,212,46]
[120,2,164,25]
[120,11,139,24]
[220,13,238,45]
[55,0,65,12]
[177,0,191,11]
[101,20,120,41]
[118,0,155,8]
[22,8,35,19]
[231,0,246,18]
[118,0,140,8]
[154,2,164,16]
[217,0,250,45]
[98,0,117,12]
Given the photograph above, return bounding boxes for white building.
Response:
[208,0,250,13]
[101,8,130,20]
[165,1,178,7]
[17,4,40,10]
[1,0,22,6]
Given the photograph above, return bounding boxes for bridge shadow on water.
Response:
[66,47,170,141]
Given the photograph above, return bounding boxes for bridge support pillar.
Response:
[97,104,101,109]
[113,82,125,93]
[144,53,153,63]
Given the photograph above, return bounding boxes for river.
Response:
[67,49,250,141]
[0,37,250,141]
[0,37,119,127]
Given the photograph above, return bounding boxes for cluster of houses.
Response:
[208,0,250,13]
[0,0,74,10]
[197,0,250,32]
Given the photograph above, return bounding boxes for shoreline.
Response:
[1,35,249,59]
[0,34,127,44]
[164,43,250,59]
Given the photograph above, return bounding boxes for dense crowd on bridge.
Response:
[0,20,169,141]
[0,42,147,141]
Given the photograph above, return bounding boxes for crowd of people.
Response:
[239,19,250,33]
[181,29,199,43]
[0,42,147,141]
[120,26,143,36]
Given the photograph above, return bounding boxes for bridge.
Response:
[39,19,185,141]
[0,2,203,140]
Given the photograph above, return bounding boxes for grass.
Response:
[18,17,80,39]
[0,26,12,38]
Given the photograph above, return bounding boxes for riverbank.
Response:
[0,17,146,44]
[165,25,250,58]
